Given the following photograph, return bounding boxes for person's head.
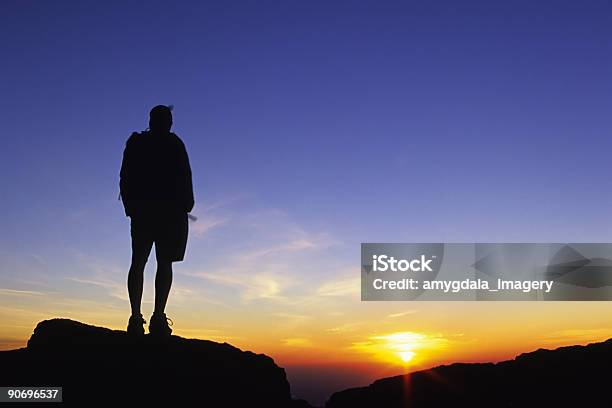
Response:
[149,105,173,133]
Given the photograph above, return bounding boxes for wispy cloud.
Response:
[283,337,313,347]
[270,312,312,330]
[0,288,48,296]
[316,275,360,297]
[540,328,612,345]
[196,269,291,301]
[190,214,229,238]
[65,276,128,301]
[185,209,339,302]
[198,194,250,213]
[189,194,251,238]
[245,237,331,258]
[325,321,369,334]
[26,254,46,266]
[65,274,202,307]
[386,311,417,319]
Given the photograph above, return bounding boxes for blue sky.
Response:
[3,1,612,252]
[2,1,612,404]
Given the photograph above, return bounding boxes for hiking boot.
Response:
[127,314,146,336]
[149,312,173,337]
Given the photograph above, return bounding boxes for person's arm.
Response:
[119,132,138,217]
[178,139,195,213]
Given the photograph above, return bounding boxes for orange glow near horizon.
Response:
[2,282,612,390]
[2,295,612,408]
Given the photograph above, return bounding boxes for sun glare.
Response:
[351,331,448,365]
[384,333,423,363]
[399,351,415,362]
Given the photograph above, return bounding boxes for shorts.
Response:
[130,212,188,263]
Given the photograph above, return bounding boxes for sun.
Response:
[399,351,415,362]
[382,332,424,364]
[351,331,447,366]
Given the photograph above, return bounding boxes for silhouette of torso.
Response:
[120,131,194,217]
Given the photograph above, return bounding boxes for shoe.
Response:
[127,313,146,336]
[149,312,173,337]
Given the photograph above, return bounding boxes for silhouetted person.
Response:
[119,105,194,336]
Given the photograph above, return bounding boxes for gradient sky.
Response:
[2,1,612,405]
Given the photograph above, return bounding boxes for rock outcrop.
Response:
[0,319,307,407]
[327,337,612,407]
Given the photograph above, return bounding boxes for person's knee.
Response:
[130,255,148,271]
[156,261,173,276]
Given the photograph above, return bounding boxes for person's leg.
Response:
[128,216,153,317]
[153,259,173,315]
[149,213,186,336]
[153,213,187,315]
[128,257,147,317]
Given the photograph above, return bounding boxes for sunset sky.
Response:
[2,1,612,405]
